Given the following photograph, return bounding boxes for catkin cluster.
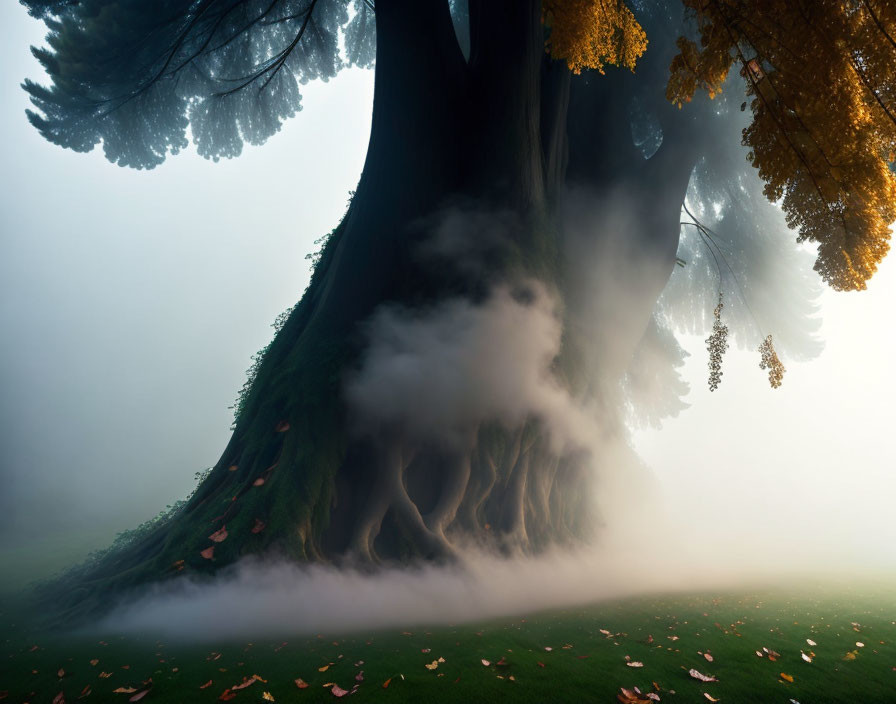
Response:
[706,296,729,392]
[758,335,786,388]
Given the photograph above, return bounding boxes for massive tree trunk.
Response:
[45,0,714,620]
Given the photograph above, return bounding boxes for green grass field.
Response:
[2,581,894,703]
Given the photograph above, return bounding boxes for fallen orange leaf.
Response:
[200,681,213,690]
[129,690,150,702]
[780,673,794,683]
[208,526,228,543]
[113,687,136,694]
[201,546,215,560]
[295,678,309,689]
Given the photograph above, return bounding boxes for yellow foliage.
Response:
[544,0,647,74]
[667,0,896,291]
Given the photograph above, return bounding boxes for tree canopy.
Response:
[22,0,375,167]
[667,0,896,291]
[22,0,896,291]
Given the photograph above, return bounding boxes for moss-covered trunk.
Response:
[43,0,709,622]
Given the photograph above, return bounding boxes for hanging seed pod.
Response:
[706,294,729,392]
[758,334,785,388]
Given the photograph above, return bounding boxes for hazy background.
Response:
[2,2,895,596]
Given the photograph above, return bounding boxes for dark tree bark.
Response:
[41,0,719,622]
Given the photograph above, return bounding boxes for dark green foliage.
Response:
[22,0,375,168]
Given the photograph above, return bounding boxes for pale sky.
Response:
[2,3,894,591]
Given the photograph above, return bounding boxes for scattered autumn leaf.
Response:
[231,676,260,691]
[251,519,266,534]
[318,665,330,672]
[801,652,812,663]
[218,690,236,702]
[199,681,212,689]
[99,672,113,679]
[704,694,720,702]
[78,685,91,699]
[703,653,714,662]
[627,661,644,668]
[688,669,718,683]
[200,546,215,560]
[262,692,275,701]
[89,660,98,667]
[208,526,228,543]
[382,678,392,689]
[780,673,794,683]
[481,659,490,667]
[58,669,65,678]
[52,693,64,704]
[806,639,817,646]
[253,478,265,487]
[113,688,137,694]
[331,685,349,697]
[617,687,651,704]
[275,421,290,432]
[129,690,150,702]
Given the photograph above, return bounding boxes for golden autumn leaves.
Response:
[666,0,896,292]
[546,1,896,292]
[543,0,648,74]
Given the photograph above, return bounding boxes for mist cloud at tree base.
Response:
[101,508,890,642]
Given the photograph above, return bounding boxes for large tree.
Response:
[21,0,896,619]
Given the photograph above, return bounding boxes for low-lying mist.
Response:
[103,477,893,642]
